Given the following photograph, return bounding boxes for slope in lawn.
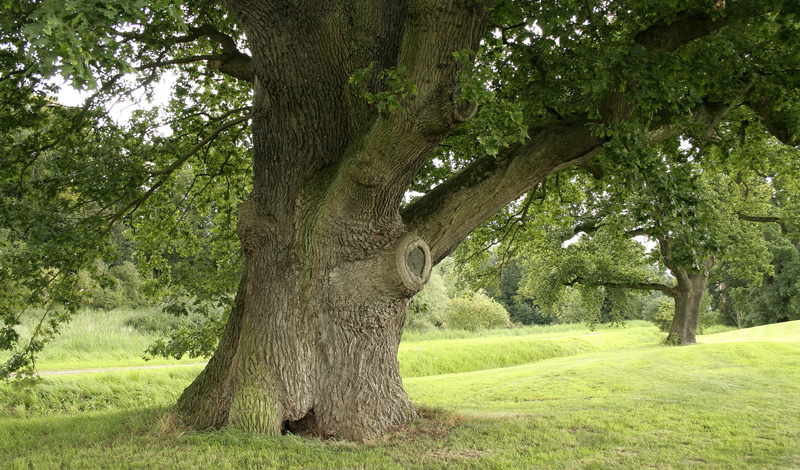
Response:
[404,326,800,468]
[399,322,662,377]
[700,319,800,343]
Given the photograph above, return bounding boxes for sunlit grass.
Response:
[700,320,800,343]
[2,316,799,468]
[400,323,662,377]
[0,308,206,371]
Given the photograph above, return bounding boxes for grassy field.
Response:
[1,312,799,469]
[399,321,663,377]
[0,308,208,371]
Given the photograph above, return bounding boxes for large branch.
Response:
[599,9,732,120]
[403,116,605,263]
[737,213,789,236]
[404,88,743,265]
[568,276,676,297]
[187,25,253,81]
[402,7,751,263]
[571,217,653,240]
[634,10,728,54]
[745,94,799,147]
[123,24,253,81]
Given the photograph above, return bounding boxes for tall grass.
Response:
[0,308,206,371]
[1,366,204,417]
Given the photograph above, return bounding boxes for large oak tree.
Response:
[2,0,799,440]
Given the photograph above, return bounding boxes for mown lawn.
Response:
[1,320,799,469]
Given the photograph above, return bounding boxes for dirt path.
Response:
[37,362,207,376]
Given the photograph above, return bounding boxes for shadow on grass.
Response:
[0,406,489,469]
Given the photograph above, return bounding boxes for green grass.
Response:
[700,320,800,343]
[399,322,662,377]
[0,366,204,418]
[0,308,206,371]
[3,309,659,374]
[2,318,799,468]
[400,321,643,342]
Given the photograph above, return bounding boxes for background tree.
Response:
[709,122,800,327]
[516,141,787,344]
[2,0,800,440]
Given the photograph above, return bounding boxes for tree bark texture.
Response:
[176,1,744,440]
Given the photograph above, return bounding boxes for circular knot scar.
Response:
[396,233,432,292]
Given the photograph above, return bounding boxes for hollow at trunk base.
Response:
[282,409,326,438]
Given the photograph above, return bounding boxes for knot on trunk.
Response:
[452,98,478,123]
[236,198,278,253]
[395,233,432,293]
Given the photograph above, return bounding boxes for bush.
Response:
[652,298,674,332]
[123,311,186,335]
[507,302,551,326]
[443,291,511,331]
[698,308,718,335]
[77,260,147,310]
[404,297,437,332]
[109,262,144,306]
[404,262,458,331]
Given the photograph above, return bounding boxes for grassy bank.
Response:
[2,309,661,374]
[1,322,663,417]
[399,322,662,377]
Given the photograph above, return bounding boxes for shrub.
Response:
[77,260,147,310]
[443,291,511,331]
[123,311,185,335]
[109,262,144,307]
[405,297,437,332]
[698,308,718,335]
[652,298,674,332]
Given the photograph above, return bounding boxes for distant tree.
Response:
[496,259,550,325]
[516,142,782,344]
[713,226,800,326]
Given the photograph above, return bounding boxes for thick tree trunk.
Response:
[666,259,713,345]
[173,1,491,440]
[177,204,432,439]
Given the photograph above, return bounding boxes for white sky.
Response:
[55,75,175,130]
